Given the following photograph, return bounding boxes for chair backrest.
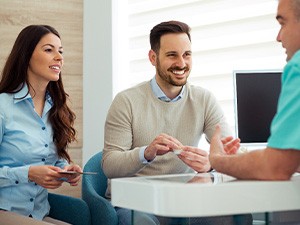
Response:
[82,151,118,225]
[82,151,107,197]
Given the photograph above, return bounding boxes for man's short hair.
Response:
[149,20,191,53]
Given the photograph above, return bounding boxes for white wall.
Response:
[83,0,113,165]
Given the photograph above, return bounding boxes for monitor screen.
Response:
[233,70,282,145]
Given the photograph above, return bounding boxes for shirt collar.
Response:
[150,76,185,102]
[14,83,32,104]
[13,83,53,107]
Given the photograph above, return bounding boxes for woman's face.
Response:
[27,33,64,87]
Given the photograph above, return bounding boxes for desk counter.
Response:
[111,172,300,217]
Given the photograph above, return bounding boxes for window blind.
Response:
[113,0,286,147]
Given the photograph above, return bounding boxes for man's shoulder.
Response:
[187,83,207,91]
[186,83,214,98]
[113,81,151,103]
[119,81,149,94]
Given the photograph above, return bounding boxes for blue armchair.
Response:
[82,151,118,225]
[48,192,91,225]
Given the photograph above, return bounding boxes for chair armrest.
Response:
[48,192,91,225]
[82,187,118,225]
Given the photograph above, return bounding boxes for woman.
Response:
[0,25,81,224]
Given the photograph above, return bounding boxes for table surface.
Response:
[111,172,300,217]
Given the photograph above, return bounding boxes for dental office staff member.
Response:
[209,0,300,181]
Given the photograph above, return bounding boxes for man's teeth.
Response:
[172,70,185,75]
[50,66,60,70]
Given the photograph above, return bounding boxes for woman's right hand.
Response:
[28,165,64,189]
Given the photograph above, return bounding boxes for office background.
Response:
[0,0,287,198]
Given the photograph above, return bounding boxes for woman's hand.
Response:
[28,164,83,188]
[62,164,82,186]
[28,165,64,189]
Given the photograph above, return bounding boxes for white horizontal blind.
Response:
[113,0,286,147]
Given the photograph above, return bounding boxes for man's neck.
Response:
[155,77,183,100]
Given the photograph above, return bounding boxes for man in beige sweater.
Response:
[102,21,252,225]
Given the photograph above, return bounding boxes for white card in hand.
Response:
[173,149,183,155]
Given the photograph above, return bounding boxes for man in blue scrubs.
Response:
[209,0,300,180]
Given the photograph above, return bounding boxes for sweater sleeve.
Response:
[102,92,147,179]
[202,90,232,142]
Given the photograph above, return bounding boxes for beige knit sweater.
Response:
[102,81,231,198]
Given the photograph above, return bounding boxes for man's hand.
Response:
[209,125,240,166]
[177,146,211,173]
[222,135,240,155]
[296,164,300,173]
[144,133,183,161]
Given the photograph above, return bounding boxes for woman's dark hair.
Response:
[150,20,191,53]
[0,25,76,163]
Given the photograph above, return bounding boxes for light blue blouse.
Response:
[0,84,68,220]
[268,50,300,150]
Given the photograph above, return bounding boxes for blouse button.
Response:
[30,198,34,202]
[45,144,48,148]
[42,158,46,162]
[42,127,46,130]
[15,180,19,184]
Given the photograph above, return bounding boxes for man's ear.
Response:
[148,49,157,66]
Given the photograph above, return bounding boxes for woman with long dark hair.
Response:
[0,25,81,224]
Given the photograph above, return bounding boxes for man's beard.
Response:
[156,59,189,87]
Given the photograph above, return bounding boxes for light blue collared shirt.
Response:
[150,76,185,102]
[139,77,185,163]
[0,84,68,220]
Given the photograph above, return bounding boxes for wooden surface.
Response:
[0,0,83,198]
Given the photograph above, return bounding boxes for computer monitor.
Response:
[233,70,282,147]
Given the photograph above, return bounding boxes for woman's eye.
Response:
[45,48,52,52]
[59,51,64,55]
